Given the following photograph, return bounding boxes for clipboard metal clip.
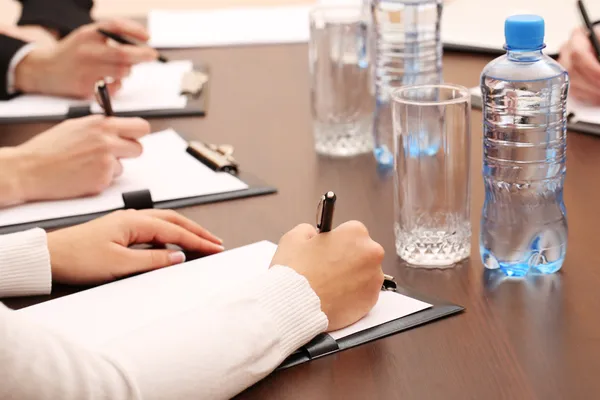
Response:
[181,70,209,98]
[187,141,239,174]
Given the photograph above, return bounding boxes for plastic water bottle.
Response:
[370,0,443,168]
[480,15,569,277]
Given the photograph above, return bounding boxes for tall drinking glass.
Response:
[392,84,471,267]
[309,6,373,157]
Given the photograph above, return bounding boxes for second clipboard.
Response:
[0,61,210,124]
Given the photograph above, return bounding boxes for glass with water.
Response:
[392,84,471,267]
[309,6,373,157]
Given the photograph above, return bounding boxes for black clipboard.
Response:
[278,286,463,370]
[444,43,507,57]
[563,118,600,136]
[444,43,560,58]
[0,63,210,124]
[0,133,276,234]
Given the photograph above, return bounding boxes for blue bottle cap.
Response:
[504,14,545,50]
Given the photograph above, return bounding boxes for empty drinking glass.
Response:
[392,84,471,267]
[309,6,374,157]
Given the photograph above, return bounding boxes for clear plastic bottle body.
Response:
[371,0,443,168]
[480,49,569,277]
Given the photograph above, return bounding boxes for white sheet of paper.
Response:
[148,6,313,49]
[0,94,79,118]
[566,98,600,125]
[443,0,600,55]
[90,61,192,113]
[469,86,483,110]
[0,129,248,227]
[19,241,432,350]
[329,290,431,340]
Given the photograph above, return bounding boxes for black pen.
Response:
[577,0,600,61]
[316,191,336,233]
[97,28,169,63]
[95,80,114,117]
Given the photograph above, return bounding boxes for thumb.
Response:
[284,223,318,242]
[107,80,122,95]
[119,248,186,275]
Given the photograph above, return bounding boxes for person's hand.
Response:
[47,209,225,284]
[14,19,158,98]
[270,221,385,331]
[1,115,150,206]
[558,27,600,105]
[0,24,58,46]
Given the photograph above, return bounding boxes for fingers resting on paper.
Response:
[138,209,224,245]
[48,210,224,285]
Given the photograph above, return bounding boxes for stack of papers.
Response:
[148,6,313,49]
[148,1,367,49]
[443,0,600,55]
[0,129,248,228]
[147,0,598,54]
[0,60,193,120]
[18,241,432,349]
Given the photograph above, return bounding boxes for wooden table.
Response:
[3,45,600,400]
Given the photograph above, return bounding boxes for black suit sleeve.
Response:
[17,0,94,38]
[0,35,28,100]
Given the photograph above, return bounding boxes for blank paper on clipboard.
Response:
[0,61,202,121]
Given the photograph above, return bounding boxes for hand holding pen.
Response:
[14,20,158,99]
[577,0,600,61]
[316,191,396,291]
[269,199,386,331]
[557,0,600,105]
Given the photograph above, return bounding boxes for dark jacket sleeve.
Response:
[0,35,28,100]
[17,0,94,38]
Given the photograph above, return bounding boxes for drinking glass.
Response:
[309,6,373,157]
[392,84,471,267]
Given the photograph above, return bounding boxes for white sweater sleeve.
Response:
[0,228,52,298]
[0,266,328,400]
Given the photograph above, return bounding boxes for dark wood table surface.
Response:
[2,45,600,400]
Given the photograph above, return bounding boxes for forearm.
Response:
[0,266,325,399]
[0,147,28,207]
[0,303,140,399]
[0,228,51,298]
[0,142,55,207]
[103,267,328,399]
[13,46,51,94]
